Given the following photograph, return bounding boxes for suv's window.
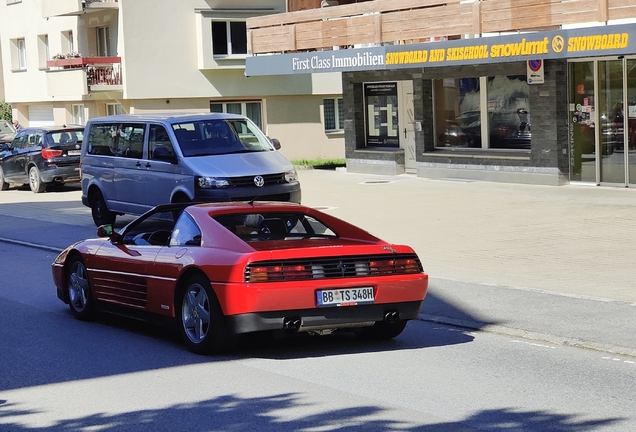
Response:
[50,130,83,146]
[27,132,43,147]
[87,123,145,158]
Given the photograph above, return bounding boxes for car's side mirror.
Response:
[0,143,10,151]
[269,138,281,150]
[97,224,122,243]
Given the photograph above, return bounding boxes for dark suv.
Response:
[0,125,84,193]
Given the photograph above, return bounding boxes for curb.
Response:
[419,314,636,359]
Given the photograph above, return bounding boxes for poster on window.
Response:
[364,82,399,147]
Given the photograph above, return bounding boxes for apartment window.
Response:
[96,27,110,57]
[38,34,49,69]
[323,98,344,131]
[210,101,262,129]
[106,103,122,116]
[72,104,85,125]
[62,30,75,55]
[17,38,27,70]
[211,21,247,56]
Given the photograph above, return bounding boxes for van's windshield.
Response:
[172,119,274,157]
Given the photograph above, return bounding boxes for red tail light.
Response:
[42,148,63,159]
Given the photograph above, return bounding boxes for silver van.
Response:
[80,113,301,226]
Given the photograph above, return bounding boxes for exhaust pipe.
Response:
[283,316,301,331]
[384,310,399,323]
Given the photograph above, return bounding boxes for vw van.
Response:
[80,113,301,226]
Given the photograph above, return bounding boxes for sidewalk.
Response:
[1,172,636,355]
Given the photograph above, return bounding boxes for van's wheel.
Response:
[90,190,116,226]
[0,167,8,191]
[29,166,46,193]
[177,274,237,354]
[66,255,95,321]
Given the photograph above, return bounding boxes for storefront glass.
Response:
[598,60,625,184]
[434,76,530,149]
[364,82,399,147]
[568,62,596,182]
[628,59,636,185]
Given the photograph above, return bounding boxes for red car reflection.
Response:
[52,202,428,354]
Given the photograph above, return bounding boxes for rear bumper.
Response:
[40,165,81,183]
[226,300,424,334]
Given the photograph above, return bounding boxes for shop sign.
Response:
[246,23,636,76]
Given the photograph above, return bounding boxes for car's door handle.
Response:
[135,161,141,167]
[145,162,151,168]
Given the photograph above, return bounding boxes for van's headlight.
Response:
[197,176,230,188]
[285,169,298,183]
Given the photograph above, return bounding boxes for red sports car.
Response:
[52,202,428,354]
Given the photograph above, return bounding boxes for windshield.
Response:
[172,119,274,157]
[0,120,16,135]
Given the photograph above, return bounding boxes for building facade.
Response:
[246,0,636,187]
[0,0,345,161]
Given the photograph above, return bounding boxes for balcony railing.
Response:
[41,0,118,18]
[247,0,636,54]
[46,56,122,91]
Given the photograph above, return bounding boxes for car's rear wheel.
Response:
[28,166,46,193]
[0,167,9,191]
[355,319,407,340]
[90,190,116,226]
[177,274,237,354]
[66,255,95,321]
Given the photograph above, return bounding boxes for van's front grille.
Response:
[229,173,285,188]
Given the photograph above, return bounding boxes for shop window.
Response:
[323,98,343,131]
[434,76,530,150]
[210,101,262,129]
[212,21,247,56]
[364,82,399,147]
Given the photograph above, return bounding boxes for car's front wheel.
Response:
[0,167,9,191]
[90,190,116,226]
[66,255,95,320]
[355,319,407,340]
[28,166,46,193]
[177,274,237,354]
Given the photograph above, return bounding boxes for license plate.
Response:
[67,150,81,156]
[316,287,374,307]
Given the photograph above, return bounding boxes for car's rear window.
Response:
[49,130,84,145]
[214,212,337,241]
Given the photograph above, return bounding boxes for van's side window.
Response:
[149,125,175,160]
[87,123,145,158]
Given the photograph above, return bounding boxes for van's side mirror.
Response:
[269,138,281,150]
[153,147,177,163]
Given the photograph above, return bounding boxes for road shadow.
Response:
[0,394,624,431]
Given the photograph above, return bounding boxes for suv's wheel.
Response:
[177,274,237,354]
[90,190,116,226]
[28,166,46,193]
[0,167,9,191]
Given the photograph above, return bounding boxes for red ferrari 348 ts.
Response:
[52,202,428,354]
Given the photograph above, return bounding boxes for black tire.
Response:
[355,319,407,341]
[0,167,8,191]
[29,166,46,193]
[177,274,237,354]
[66,255,95,321]
[90,190,116,226]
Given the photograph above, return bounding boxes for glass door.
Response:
[628,59,636,185]
[598,59,625,184]
[569,62,596,182]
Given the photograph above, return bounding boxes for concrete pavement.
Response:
[1,172,636,356]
